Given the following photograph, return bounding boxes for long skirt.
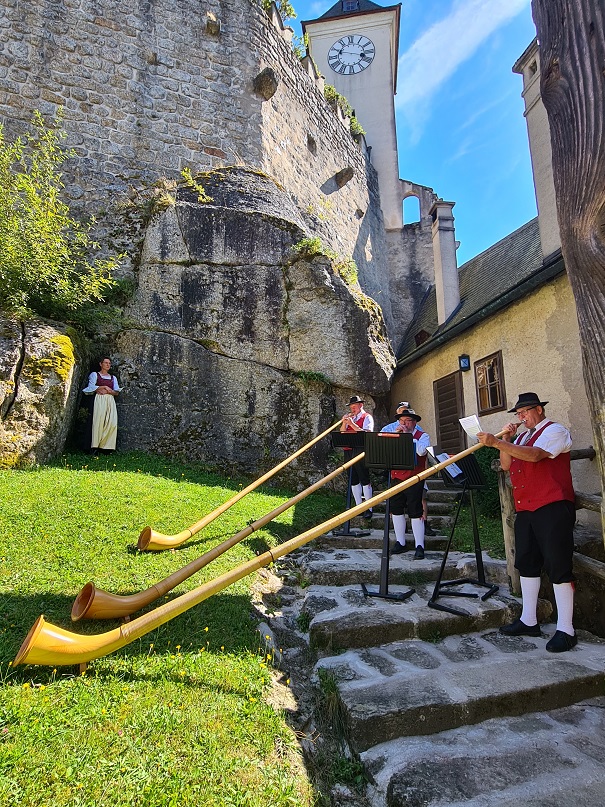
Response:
[91,394,118,450]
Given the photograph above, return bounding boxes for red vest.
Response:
[509,421,574,512]
[96,373,114,390]
[391,428,427,481]
[343,411,367,451]
[344,412,367,431]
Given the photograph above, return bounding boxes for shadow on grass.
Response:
[1,590,264,682]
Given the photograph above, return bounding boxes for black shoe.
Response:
[413,546,425,560]
[424,523,436,536]
[499,618,541,637]
[362,510,373,521]
[546,630,577,653]
[390,542,408,555]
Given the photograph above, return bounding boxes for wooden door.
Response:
[433,371,465,454]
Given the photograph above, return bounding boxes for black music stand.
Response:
[360,432,416,602]
[331,431,371,537]
[427,449,498,616]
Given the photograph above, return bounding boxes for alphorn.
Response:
[72,453,365,621]
[138,418,344,551]
[13,434,504,668]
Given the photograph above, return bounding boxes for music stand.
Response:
[360,432,416,602]
[427,448,498,616]
[331,431,371,537]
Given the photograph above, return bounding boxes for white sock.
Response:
[553,582,575,635]
[351,484,363,506]
[392,514,407,544]
[362,485,373,510]
[411,518,425,548]
[519,576,541,626]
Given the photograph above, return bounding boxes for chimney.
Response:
[512,39,561,259]
[430,201,460,324]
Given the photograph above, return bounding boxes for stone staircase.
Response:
[269,516,605,807]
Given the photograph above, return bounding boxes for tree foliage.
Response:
[0,111,120,321]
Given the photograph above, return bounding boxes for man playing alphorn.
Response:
[477,392,576,653]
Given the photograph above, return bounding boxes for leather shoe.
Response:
[499,618,541,637]
[546,630,577,653]
[390,542,408,555]
[362,510,373,521]
[424,523,436,536]
[413,546,425,560]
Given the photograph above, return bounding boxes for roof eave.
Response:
[396,251,565,370]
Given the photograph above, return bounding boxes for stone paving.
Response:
[278,524,605,806]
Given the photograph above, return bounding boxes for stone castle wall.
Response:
[0,0,394,330]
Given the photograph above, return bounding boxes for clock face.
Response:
[328,35,375,75]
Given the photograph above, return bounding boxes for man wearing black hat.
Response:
[381,403,431,559]
[341,395,374,519]
[477,392,576,653]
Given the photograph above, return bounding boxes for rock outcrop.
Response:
[0,316,82,467]
[115,167,395,478]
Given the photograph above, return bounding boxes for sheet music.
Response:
[459,414,482,440]
[436,453,463,476]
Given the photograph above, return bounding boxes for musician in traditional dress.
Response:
[340,395,374,520]
[82,357,122,453]
[381,404,430,559]
[477,392,576,652]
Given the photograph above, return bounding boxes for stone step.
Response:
[314,627,605,754]
[305,582,526,651]
[362,695,605,807]
[317,530,449,551]
[295,546,506,589]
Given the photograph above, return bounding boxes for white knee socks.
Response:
[351,483,363,507]
[519,576,541,626]
[553,582,575,636]
[411,517,425,548]
[392,513,407,544]
[362,485,373,511]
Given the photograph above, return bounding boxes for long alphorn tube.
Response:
[138,418,344,551]
[72,453,365,621]
[14,434,504,668]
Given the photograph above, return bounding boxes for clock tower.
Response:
[302,1,402,229]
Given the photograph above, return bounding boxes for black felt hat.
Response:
[347,395,364,405]
[396,405,421,422]
[508,392,548,413]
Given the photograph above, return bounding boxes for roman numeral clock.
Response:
[328,34,375,75]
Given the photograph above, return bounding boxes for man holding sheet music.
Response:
[381,404,431,560]
[477,392,576,653]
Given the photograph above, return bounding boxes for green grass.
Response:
[449,497,506,559]
[0,451,343,806]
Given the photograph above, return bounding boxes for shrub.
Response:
[0,111,122,321]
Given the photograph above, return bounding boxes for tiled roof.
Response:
[397,218,564,365]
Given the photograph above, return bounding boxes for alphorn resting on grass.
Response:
[71,453,365,621]
[138,418,344,551]
[13,432,505,669]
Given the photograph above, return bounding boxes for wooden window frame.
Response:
[474,351,506,415]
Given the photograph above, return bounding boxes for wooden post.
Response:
[492,459,520,595]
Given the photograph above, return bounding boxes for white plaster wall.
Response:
[305,11,402,229]
[391,276,600,527]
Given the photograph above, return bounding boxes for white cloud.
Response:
[396,0,530,122]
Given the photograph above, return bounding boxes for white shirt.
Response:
[517,419,571,459]
[82,372,122,394]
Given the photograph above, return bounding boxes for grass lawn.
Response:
[0,452,343,807]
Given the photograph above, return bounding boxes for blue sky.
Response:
[291,0,538,265]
